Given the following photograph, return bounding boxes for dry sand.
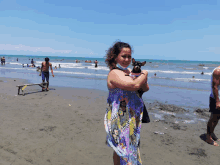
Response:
[0,77,220,165]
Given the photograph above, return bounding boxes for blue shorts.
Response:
[209,97,220,114]
[42,71,49,82]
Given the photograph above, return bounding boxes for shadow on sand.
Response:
[18,88,56,96]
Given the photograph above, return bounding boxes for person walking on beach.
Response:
[104,41,149,164]
[39,57,54,91]
[94,60,98,68]
[206,66,220,146]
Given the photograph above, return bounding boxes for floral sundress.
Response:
[104,88,144,165]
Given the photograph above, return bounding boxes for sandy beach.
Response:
[0,77,220,165]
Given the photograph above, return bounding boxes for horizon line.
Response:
[0,54,220,63]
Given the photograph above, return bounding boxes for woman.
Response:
[95,60,98,68]
[104,41,149,165]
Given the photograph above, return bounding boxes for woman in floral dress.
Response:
[104,42,149,165]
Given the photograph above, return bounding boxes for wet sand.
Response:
[0,77,219,165]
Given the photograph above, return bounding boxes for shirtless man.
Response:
[39,57,54,91]
[206,66,220,146]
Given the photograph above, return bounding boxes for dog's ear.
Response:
[141,61,146,66]
[132,58,135,63]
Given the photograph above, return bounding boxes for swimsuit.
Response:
[104,88,144,164]
[42,71,49,82]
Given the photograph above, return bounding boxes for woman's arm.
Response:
[109,70,148,91]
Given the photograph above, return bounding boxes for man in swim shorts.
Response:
[206,66,220,146]
[39,57,54,91]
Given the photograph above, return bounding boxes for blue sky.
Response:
[0,0,220,61]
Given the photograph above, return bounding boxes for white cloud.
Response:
[0,44,72,54]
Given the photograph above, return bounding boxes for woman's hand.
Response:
[141,70,148,76]
[139,70,149,93]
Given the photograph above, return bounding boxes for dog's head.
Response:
[132,58,146,73]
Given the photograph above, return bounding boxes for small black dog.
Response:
[130,58,146,97]
[131,58,150,123]
[131,58,146,74]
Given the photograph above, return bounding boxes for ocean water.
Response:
[0,55,219,112]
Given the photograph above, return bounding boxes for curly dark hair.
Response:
[105,41,132,70]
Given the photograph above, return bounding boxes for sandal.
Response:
[206,140,219,146]
[211,133,220,141]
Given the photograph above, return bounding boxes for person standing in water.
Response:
[94,60,98,68]
[39,57,54,91]
[1,56,5,65]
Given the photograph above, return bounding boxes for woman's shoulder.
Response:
[108,69,120,81]
[108,68,130,78]
[108,68,121,75]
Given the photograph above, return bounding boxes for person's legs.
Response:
[113,151,120,165]
[46,80,49,89]
[206,113,220,146]
[42,72,46,90]
[45,72,49,90]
